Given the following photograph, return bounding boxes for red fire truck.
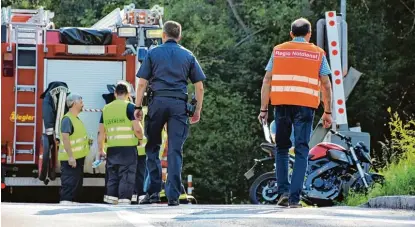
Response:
[1,4,195,203]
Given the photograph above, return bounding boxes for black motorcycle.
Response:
[245,129,384,206]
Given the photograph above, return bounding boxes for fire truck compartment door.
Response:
[45,59,125,174]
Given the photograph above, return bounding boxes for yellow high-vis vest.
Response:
[102,99,138,147]
[58,112,90,161]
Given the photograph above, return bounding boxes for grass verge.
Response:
[344,109,415,206]
[344,153,415,206]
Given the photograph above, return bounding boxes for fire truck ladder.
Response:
[6,8,52,164]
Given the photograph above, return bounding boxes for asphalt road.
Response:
[2,203,415,227]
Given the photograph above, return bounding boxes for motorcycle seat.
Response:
[260,142,275,155]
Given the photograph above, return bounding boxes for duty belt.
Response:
[151,90,188,101]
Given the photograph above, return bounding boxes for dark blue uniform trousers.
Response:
[106,148,137,200]
[134,155,147,196]
[144,96,189,201]
[60,157,85,202]
[274,105,314,204]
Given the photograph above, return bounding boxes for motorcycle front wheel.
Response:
[249,171,279,204]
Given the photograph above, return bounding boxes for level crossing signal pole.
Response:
[313,9,371,172]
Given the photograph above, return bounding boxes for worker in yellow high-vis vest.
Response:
[98,81,143,205]
[59,93,89,204]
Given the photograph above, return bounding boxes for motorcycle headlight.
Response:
[362,151,372,164]
[355,142,372,164]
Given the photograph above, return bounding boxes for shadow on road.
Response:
[35,206,108,216]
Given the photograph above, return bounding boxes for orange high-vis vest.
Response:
[270,41,325,109]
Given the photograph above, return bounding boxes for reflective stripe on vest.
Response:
[59,142,89,153]
[271,85,319,97]
[69,137,88,145]
[106,126,134,132]
[58,113,90,161]
[103,99,138,147]
[272,74,320,86]
[71,144,89,152]
[270,42,324,109]
[106,134,136,140]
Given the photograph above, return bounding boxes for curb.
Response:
[359,196,415,210]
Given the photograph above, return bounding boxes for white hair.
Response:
[66,93,82,108]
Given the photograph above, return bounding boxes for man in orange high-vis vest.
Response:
[259,18,333,208]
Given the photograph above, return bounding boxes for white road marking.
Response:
[257,210,276,214]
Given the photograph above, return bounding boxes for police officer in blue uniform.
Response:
[134,20,206,206]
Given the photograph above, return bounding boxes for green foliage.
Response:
[183,79,263,203]
[344,110,415,206]
[379,107,415,165]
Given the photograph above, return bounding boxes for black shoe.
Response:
[139,193,161,204]
[277,193,289,207]
[168,199,180,206]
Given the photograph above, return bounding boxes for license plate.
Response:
[244,166,256,180]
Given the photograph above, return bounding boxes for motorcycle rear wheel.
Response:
[249,172,279,204]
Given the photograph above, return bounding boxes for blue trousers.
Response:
[106,148,137,200]
[60,157,85,202]
[274,105,314,203]
[144,96,189,201]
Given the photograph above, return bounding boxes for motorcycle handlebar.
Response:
[329,129,352,142]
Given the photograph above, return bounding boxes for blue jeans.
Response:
[274,105,314,203]
[270,120,295,145]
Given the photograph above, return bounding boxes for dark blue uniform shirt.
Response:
[136,39,206,94]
